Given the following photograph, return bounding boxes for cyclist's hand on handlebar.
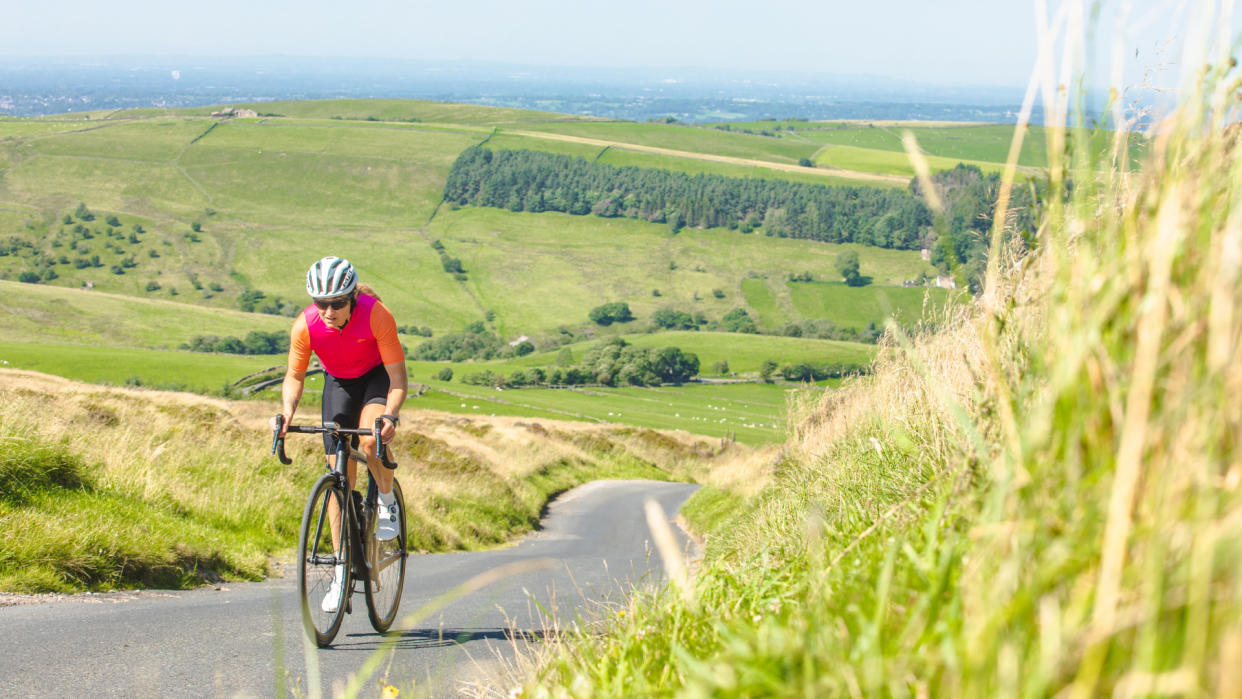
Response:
[378,416,397,444]
[270,413,292,437]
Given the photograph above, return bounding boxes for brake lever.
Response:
[272,414,292,465]
[373,417,398,470]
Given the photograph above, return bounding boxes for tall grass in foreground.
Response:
[529,14,1242,699]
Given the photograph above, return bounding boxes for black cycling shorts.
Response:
[321,363,390,454]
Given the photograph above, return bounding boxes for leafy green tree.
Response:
[588,301,635,326]
[652,307,695,330]
[434,367,454,382]
[74,203,94,221]
[513,340,535,356]
[720,308,758,334]
[668,212,685,235]
[759,359,778,383]
[236,288,266,312]
[836,250,863,286]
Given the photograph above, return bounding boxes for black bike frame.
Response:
[272,416,398,574]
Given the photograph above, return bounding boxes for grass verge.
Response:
[525,22,1242,698]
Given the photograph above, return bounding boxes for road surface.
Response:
[0,479,699,698]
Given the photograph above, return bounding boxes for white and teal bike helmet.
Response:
[305,256,357,298]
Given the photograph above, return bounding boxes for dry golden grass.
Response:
[0,368,741,591]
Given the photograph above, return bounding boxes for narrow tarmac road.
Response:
[0,479,699,698]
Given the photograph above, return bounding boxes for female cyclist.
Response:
[273,256,408,612]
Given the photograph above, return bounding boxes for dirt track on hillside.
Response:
[508,129,909,185]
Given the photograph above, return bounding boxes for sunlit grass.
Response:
[529,7,1242,696]
[0,370,726,592]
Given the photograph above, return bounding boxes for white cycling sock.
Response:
[377,488,395,506]
[334,563,345,583]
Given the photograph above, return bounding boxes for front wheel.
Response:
[364,478,407,633]
[298,474,351,648]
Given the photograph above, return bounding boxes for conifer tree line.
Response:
[443,147,933,249]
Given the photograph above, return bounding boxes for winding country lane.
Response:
[0,480,699,698]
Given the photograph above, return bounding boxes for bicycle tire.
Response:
[364,478,407,633]
[298,473,352,648]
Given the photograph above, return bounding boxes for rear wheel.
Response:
[298,474,351,648]
[364,478,407,633]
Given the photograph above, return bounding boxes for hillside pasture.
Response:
[787,280,963,330]
[594,148,898,188]
[189,99,591,125]
[739,277,794,329]
[0,338,802,444]
[416,379,801,445]
[180,121,480,226]
[812,143,1008,177]
[513,121,821,164]
[0,280,288,348]
[28,118,212,163]
[0,340,274,393]
[0,119,105,138]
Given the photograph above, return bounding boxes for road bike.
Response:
[272,416,407,647]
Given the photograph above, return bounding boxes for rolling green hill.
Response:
[0,98,1011,440]
[1,103,962,341]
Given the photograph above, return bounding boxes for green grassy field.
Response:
[0,337,808,444]
[2,105,945,339]
[812,142,1008,177]
[0,340,274,392]
[513,121,821,164]
[0,280,289,347]
[484,129,897,188]
[425,206,936,337]
[593,147,897,188]
[787,280,963,330]
[414,379,801,445]
[739,277,794,329]
[169,98,593,125]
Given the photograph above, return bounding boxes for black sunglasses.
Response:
[313,296,352,310]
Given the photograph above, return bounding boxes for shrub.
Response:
[588,302,635,326]
[652,307,695,330]
[433,367,453,382]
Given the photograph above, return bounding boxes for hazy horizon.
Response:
[4,1,1237,93]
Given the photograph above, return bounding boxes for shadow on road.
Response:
[327,626,553,652]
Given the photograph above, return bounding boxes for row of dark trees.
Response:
[914,163,1041,292]
[411,322,532,361]
[462,338,700,388]
[181,331,289,355]
[444,147,933,249]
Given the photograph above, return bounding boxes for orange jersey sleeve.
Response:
[369,301,405,366]
[288,313,312,374]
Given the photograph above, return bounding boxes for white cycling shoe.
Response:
[376,500,400,541]
[321,577,343,613]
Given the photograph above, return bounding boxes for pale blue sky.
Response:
[1,1,1236,89]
